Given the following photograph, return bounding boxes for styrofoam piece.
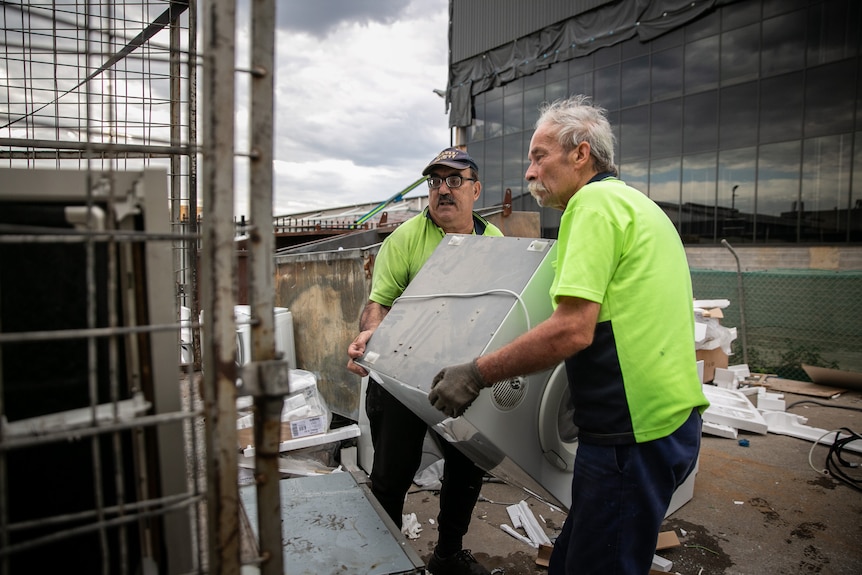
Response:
[505,500,551,546]
[702,420,739,439]
[737,386,760,398]
[757,394,786,412]
[714,367,739,389]
[702,385,769,435]
[500,524,537,548]
[696,360,704,384]
[665,458,698,517]
[506,505,522,529]
[651,553,673,572]
[728,364,751,378]
[760,411,862,454]
[693,299,730,309]
[694,322,708,343]
[240,423,361,457]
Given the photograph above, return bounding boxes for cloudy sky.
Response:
[239,0,451,217]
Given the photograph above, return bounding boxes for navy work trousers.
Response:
[549,408,702,574]
[366,378,486,556]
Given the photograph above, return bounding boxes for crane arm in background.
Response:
[352,176,427,228]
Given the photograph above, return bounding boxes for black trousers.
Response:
[366,377,485,556]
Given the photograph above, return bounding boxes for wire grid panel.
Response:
[691,269,862,378]
[0,2,207,574]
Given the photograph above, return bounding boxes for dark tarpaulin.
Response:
[447,0,737,128]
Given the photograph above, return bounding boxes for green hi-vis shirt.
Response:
[552,177,709,445]
[369,208,503,307]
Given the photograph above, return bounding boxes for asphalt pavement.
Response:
[403,388,862,575]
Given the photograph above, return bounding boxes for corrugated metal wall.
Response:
[451,0,612,61]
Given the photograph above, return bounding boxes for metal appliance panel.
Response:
[357,234,574,506]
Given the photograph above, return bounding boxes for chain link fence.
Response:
[691,269,862,380]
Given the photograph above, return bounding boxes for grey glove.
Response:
[428,359,486,418]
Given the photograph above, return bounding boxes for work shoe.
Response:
[427,549,491,575]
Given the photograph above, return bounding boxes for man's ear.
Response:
[571,141,592,168]
[472,180,482,200]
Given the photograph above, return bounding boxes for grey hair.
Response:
[535,94,618,176]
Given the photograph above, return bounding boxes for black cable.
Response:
[823,428,862,493]
[786,399,862,413]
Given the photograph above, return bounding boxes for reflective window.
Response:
[652,47,683,101]
[652,27,684,51]
[546,80,568,104]
[651,98,682,157]
[524,87,545,131]
[801,134,852,241]
[682,152,718,241]
[722,0,762,30]
[620,105,650,160]
[685,9,720,42]
[718,148,756,240]
[504,77,524,96]
[619,160,649,196]
[503,92,523,135]
[484,96,504,139]
[469,95,485,142]
[757,141,801,243]
[622,36,649,59]
[649,157,682,227]
[761,10,806,77]
[763,0,808,19]
[851,132,862,241]
[524,70,545,90]
[684,92,717,154]
[719,81,758,149]
[805,60,855,138]
[595,42,620,68]
[462,1,862,245]
[685,36,719,94]
[721,24,760,86]
[481,137,503,205]
[503,132,524,190]
[547,61,568,84]
[569,72,593,100]
[807,0,860,66]
[568,54,593,76]
[594,65,620,111]
[759,72,803,144]
[621,56,650,108]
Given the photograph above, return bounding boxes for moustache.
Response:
[528,182,548,197]
[437,194,456,206]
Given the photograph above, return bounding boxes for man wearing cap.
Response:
[347,147,501,575]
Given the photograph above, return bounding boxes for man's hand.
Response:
[428,359,486,418]
[346,329,374,376]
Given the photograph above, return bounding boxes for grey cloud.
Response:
[276,0,411,38]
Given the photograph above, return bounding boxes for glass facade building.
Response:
[463,0,862,244]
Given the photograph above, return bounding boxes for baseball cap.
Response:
[422,147,479,176]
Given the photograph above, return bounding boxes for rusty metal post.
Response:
[247,1,285,574]
[201,0,241,573]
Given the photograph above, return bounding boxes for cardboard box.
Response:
[237,413,328,448]
[696,347,728,383]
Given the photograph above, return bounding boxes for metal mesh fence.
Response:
[691,269,862,380]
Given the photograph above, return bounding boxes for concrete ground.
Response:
[402,388,862,575]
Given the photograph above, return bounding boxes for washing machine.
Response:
[357,234,696,514]
[357,234,577,508]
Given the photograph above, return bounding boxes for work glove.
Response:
[428,359,486,418]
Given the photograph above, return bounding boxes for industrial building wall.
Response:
[450,0,608,61]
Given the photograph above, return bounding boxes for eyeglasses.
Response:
[426,175,476,190]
